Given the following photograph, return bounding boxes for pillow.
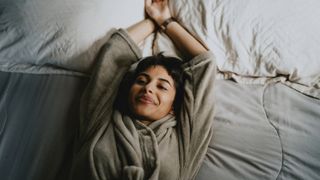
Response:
[155,0,320,98]
[0,0,144,74]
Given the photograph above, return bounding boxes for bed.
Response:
[0,0,319,180]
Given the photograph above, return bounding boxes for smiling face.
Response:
[128,65,176,124]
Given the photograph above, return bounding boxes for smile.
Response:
[137,95,156,105]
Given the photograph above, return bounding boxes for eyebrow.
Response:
[138,72,173,87]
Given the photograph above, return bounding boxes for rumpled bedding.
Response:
[0,0,145,74]
[160,0,320,99]
[1,0,319,98]
[196,80,320,180]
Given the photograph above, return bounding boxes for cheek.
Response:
[159,91,176,108]
[128,85,140,103]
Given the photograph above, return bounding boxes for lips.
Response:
[137,94,156,105]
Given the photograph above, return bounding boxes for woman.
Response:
[70,0,216,179]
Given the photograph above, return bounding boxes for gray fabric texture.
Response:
[264,83,320,179]
[0,71,87,180]
[70,29,216,180]
[196,80,320,180]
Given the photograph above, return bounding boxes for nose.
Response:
[144,83,154,94]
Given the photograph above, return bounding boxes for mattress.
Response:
[0,71,88,180]
[196,80,320,180]
[1,72,318,180]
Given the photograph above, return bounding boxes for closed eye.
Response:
[135,79,147,85]
[135,75,149,85]
[158,84,168,91]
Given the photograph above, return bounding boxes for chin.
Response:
[134,111,155,120]
[130,105,169,121]
[132,109,163,121]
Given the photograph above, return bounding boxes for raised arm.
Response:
[145,0,208,58]
[146,1,216,177]
[126,18,156,44]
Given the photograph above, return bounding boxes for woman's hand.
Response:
[145,0,172,26]
[145,0,208,58]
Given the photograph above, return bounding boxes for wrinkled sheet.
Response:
[161,0,320,98]
[196,80,320,180]
[167,0,320,82]
[0,0,319,98]
[0,0,145,74]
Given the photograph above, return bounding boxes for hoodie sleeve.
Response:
[79,28,142,141]
[178,51,217,179]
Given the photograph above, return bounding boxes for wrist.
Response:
[145,18,157,31]
[157,18,169,26]
[159,17,176,31]
[143,18,157,32]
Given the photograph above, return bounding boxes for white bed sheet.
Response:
[1,0,319,98]
[157,0,320,99]
[0,0,145,74]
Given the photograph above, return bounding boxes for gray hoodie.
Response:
[70,29,216,180]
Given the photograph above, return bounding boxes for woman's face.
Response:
[128,65,176,124]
